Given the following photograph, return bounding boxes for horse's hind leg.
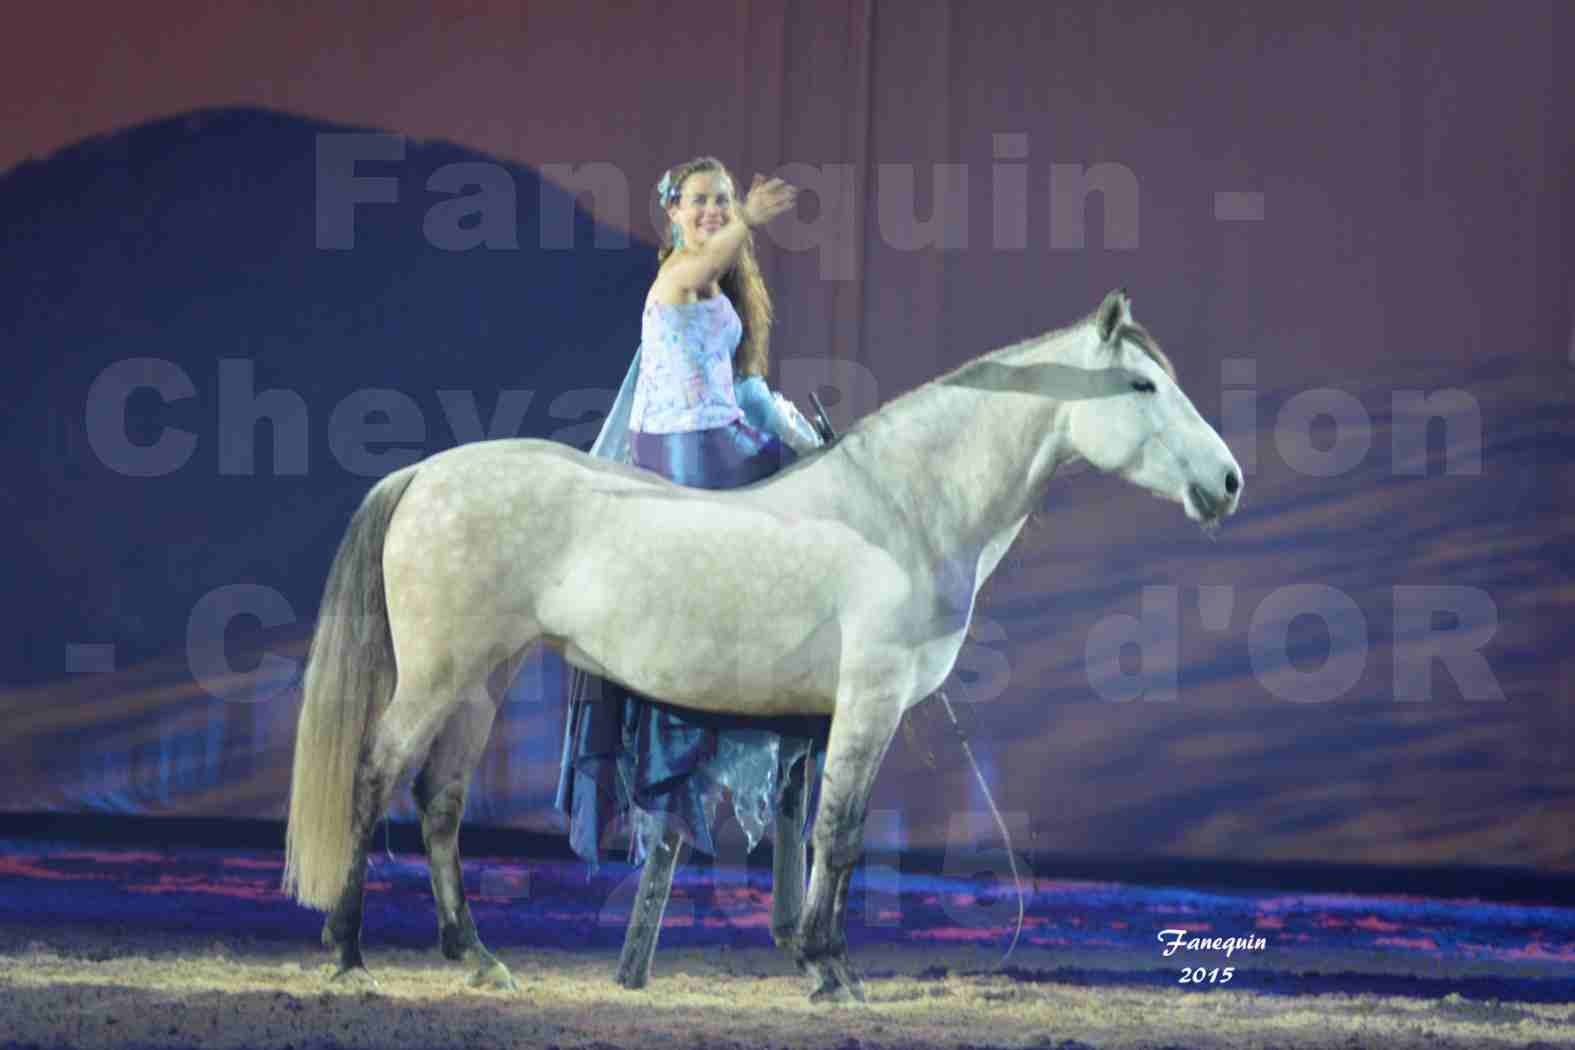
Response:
[615,826,684,989]
[771,753,810,961]
[322,671,457,987]
[413,668,520,992]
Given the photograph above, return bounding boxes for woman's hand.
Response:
[771,392,824,453]
[741,175,797,228]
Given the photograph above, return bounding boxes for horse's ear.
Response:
[1097,288,1131,344]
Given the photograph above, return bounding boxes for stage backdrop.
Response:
[2,1,1570,872]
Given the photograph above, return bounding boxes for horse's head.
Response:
[1061,289,1242,528]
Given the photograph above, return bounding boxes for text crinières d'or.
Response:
[1156,929,1268,958]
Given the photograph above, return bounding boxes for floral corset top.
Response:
[629,295,745,433]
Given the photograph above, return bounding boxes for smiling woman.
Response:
[557,155,829,991]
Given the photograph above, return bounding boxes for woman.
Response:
[556,156,828,875]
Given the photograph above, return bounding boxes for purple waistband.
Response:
[630,419,797,490]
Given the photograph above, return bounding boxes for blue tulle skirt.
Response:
[555,418,829,867]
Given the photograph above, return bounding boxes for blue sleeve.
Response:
[735,374,778,433]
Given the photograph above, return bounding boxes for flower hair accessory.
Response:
[656,170,677,206]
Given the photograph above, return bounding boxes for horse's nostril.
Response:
[1224,471,1239,496]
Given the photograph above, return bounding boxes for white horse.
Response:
[282,289,1242,1001]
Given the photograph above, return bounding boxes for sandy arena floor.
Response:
[1,842,1572,1049]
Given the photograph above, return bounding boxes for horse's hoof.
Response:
[468,960,520,993]
[807,972,847,1003]
[328,964,380,991]
[799,946,865,1004]
[831,959,867,1004]
[773,928,807,972]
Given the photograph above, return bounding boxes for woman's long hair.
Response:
[655,156,774,378]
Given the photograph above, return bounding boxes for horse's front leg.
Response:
[771,752,810,962]
[797,693,901,1003]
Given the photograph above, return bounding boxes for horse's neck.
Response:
[835,332,1077,567]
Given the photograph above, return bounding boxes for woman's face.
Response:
[667,170,734,250]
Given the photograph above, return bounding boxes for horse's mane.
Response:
[839,303,1104,444]
[776,298,1175,507]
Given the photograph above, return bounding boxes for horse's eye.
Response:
[1131,379,1157,393]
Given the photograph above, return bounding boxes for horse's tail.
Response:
[282,465,419,911]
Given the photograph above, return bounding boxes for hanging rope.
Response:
[937,687,1024,967]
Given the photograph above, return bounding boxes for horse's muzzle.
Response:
[1188,481,1233,523]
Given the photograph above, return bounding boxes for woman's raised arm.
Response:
[659,175,796,296]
